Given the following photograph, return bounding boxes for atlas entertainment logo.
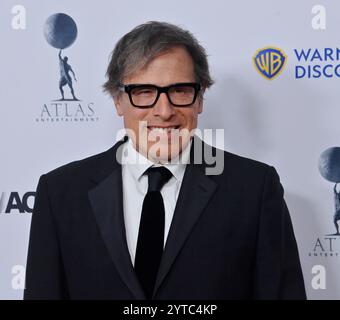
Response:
[319,147,340,236]
[308,147,340,258]
[253,46,287,80]
[37,13,98,123]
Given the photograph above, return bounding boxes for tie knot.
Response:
[145,166,172,192]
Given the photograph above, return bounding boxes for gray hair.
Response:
[103,21,214,96]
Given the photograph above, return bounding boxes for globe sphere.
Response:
[318,147,340,183]
[43,13,77,49]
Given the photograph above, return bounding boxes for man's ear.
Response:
[197,90,205,114]
[113,94,124,116]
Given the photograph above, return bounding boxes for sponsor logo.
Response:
[0,191,35,214]
[294,48,340,79]
[308,147,340,258]
[253,47,287,80]
[37,13,98,123]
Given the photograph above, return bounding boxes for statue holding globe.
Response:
[334,183,340,234]
[58,49,77,100]
[319,147,340,235]
[43,13,79,100]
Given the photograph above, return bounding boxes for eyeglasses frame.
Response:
[117,82,201,108]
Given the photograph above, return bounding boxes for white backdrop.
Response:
[1,0,338,299]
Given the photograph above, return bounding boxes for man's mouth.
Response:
[147,125,181,133]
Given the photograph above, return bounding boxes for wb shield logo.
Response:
[253,47,287,80]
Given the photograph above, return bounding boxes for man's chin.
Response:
[146,143,180,163]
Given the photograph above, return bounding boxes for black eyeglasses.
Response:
[118,82,201,108]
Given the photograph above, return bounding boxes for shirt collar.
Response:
[122,137,191,182]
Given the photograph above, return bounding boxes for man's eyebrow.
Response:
[123,82,198,86]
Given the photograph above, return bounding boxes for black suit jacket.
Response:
[24,136,306,300]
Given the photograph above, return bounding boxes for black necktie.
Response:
[134,166,172,299]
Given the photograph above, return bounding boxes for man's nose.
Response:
[152,92,176,119]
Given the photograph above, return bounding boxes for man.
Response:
[58,49,77,100]
[24,21,306,299]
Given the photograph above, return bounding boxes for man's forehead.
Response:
[122,47,195,84]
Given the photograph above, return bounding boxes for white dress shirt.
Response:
[121,138,191,266]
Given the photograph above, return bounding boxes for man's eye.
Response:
[134,89,154,95]
[174,89,185,93]
[173,87,192,94]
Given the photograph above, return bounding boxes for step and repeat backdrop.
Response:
[1,0,339,299]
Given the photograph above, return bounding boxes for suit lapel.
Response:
[88,137,146,300]
[153,139,218,297]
